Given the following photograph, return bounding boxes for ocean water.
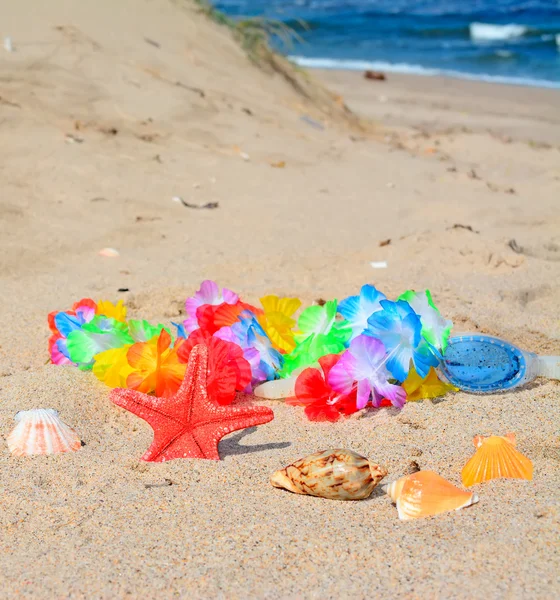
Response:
[213,1,560,88]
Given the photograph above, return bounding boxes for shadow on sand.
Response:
[219,426,291,457]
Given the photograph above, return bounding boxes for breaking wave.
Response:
[469,22,529,41]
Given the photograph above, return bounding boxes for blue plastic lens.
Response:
[441,335,526,392]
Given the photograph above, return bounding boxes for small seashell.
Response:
[385,470,478,521]
[7,409,82,456]
[461,433,533,487]
[253,373,299,400]
[270,449,388,500]
[98,247,119,258]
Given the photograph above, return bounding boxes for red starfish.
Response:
[110,344,274,461]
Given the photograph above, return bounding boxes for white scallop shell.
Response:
[7,409,82,456]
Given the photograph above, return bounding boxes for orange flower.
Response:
[126,330,186,397]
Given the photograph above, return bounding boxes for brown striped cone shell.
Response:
[270,449,388,500]
[7,409,82,456]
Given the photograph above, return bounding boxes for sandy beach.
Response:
[319,69,560,146]
[1,0,559,597]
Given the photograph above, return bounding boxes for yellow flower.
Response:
[93,345,133,388]
[96,299,127,322]
[258,295,301,353]
[403,367,458,401]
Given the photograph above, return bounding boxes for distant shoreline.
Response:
[291,56,560,91]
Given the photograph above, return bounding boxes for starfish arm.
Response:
[143,406,274,462]
[111,387,186,422]
[141,429,201,462]
[110,388,187,461]
[191,406,274,460]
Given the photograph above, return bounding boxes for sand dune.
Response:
[0,0,559,598]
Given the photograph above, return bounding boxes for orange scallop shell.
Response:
[461,433,533,487]
[386,470,478,520]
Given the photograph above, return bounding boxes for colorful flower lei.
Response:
[48,281,456,419]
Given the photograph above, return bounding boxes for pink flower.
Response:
[184,280,239,334]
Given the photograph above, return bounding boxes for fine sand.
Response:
[1,0,559,598]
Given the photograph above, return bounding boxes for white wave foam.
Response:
[557,34,560,48]
[288,56,560,89]
[469,22,528,41]
[290,57,440,76]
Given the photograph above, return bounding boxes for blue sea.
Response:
[213,1,560,88]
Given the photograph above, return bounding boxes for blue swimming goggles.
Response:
[438,333,560,393]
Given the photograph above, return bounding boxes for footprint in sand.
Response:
[508,239,560,262]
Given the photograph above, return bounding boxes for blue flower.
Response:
[366,300,438,381]
[216,311,283,383]
[338,284,386,339]
[172,321,187,339]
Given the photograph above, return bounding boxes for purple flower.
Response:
[328,335,406,409]
[215,311,283,387]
